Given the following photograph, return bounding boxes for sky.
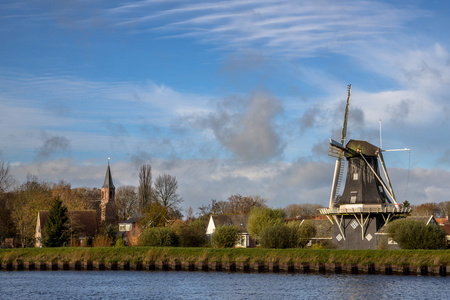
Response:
[2,0,450,214]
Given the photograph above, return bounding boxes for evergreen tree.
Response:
[43,198,70,247]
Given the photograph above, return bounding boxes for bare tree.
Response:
[154,173,183,210]
[138,164,153,212]
[284,203,322,219]
[115,185,138,221]
[226,194,267,215]
[0,162,15,193]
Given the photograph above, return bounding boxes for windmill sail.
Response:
[329,85,351,209]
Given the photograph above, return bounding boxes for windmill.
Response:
[320,85,411,249]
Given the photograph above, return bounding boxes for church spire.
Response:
[102,159,115,189]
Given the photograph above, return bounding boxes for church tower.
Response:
[100,159,116,223]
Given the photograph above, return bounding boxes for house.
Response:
[118,218,141,246]
[206,215,255,248]
[35,210,98,247]
[435,216,450,248]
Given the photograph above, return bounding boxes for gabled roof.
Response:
[38,210,98,237]
[119,218,135,224]
[310,219,333,239]
[102,164,115,189]
[210,215,249,233]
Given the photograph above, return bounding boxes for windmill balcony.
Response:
[319,204,411,215]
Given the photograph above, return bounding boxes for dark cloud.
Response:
[299,107,319,133]
[198,91,285,163]
[388,99,411,123]
[36,134,71,161]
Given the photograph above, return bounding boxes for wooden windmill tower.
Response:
[319,85,411,249]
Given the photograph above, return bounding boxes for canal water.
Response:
[1,271,448,299]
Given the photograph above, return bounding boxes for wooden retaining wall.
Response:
[0,260,447,276]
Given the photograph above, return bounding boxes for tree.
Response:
[284,203,322,219]
[12,174,53,247]
[154,173,183,210]
[0,161,15,193]
[226,194,267,215]
[402,200,411,210]
[0,192,16,242]
[387,218,446,249]
[211,225,239,248]
[411,202,441,217]
[247,207,286,242]
[197,195,267,221]
[197,199,229,221]
[138,202,169,229]
[43,198,70,247]
[138,164,153,212]
[185,206,194,220]
[115,185,138,221]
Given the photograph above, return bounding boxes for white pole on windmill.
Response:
[329,84,351,209]
[379,118,382,149]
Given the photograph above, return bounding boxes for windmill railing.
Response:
[319,206,412,215]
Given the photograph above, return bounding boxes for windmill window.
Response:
[378,186,384,193]
[353,173,359,180]
[350,196,357,203]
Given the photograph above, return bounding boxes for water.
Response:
[0,271,449,300]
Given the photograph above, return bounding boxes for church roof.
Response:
[102,164,115,189]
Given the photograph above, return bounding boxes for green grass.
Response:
[1,247,449,267]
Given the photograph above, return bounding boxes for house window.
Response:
[239,235,246,247]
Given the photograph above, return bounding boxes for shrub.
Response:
[176,219,208,247]
[105,224,118,244]
[287,220,316,248]
[92,235,113,247]
[259,224,296,249]
[140,227,179,247]
[387,218,446,249]
[247,207,286,241]
[115,236,126,247]
[311,240,336,249]
[211,225,239,248]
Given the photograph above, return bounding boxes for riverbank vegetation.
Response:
[1,247,450,267]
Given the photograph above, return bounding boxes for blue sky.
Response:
[2,0,450,213]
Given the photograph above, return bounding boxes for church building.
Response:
[100,160,116,223]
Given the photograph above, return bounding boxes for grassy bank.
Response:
[1,247,449,267]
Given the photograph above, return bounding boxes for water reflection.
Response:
[0,271,448,299]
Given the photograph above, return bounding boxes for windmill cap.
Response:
[345,139,379,157]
